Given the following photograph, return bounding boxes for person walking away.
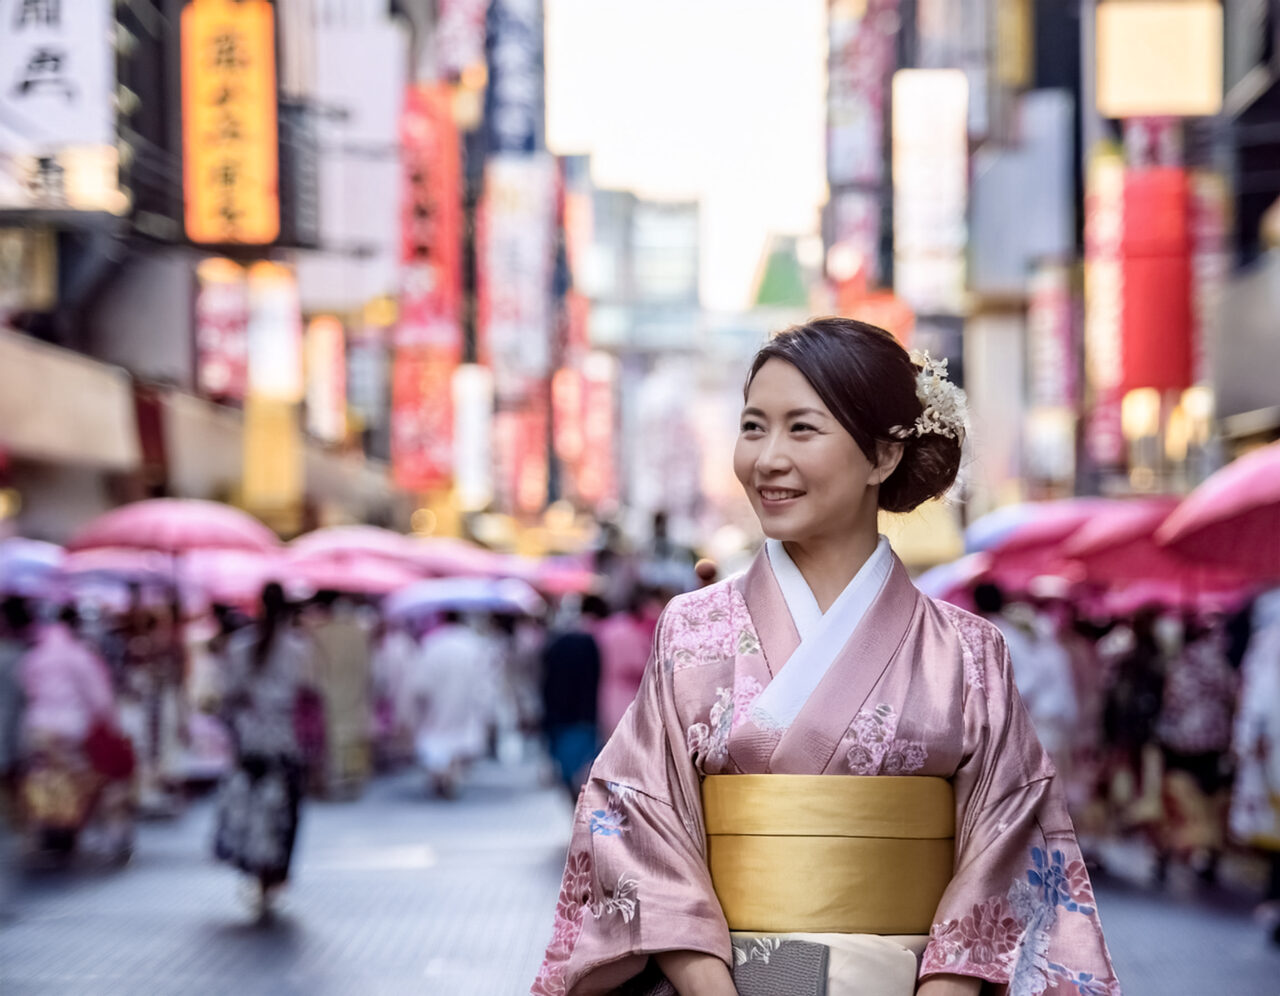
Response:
[1154,613,1238,884]
[0,596,33,823]
[406,611,491,798]
[18,606,130,863]
[540,595,609,799]
[1229,588,1280,943]
[212,583,307,917]
[305,593,373,798]
[595,594,652,742]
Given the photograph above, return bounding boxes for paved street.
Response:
[2,759,1279,995]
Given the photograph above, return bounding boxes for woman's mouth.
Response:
[757,487,805,506]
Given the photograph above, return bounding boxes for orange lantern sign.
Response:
[181,0,279,245]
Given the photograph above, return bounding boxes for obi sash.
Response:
[702,775,954,935]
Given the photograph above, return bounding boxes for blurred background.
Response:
[2,0,1280,993]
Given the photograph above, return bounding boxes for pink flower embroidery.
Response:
[936,601,991,691]
[688,686,734,770]
[663,585,754,672]
[923,894,1023,976]
[732,674,764,729]
[532,850,594,993]
[845,704,927,775]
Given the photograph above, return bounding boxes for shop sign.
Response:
[1083,149,1126,468]
[484,0,543,155]
[304,316,347,444]
[1095,1,1223,118]
[478,153,556,402]
[827,0,899,188]
[346,323,390,431]
[577,351,617,509]
[194,257,249,401]
[181,0,280,245]
[1027,263,1076,409]
[892,69,968,314]
[435,0,489,79]
[452,363,494,512]
[246,261,303,402]
[391,345,456,493]
[0,0,123,211]
[399,84,463,350]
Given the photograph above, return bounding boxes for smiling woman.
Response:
[530,318,1120,996]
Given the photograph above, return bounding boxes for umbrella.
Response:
[411,537,507,578]
[978,498,1112,591]
[67,498,278,556]
[289,524,420,566]
[382,577,546,620]
[0,537,64,596]
[1156,440,1280,578]
[914,552,992,609]
[286,555,422,597]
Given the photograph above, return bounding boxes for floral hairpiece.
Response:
[889,349,968,441]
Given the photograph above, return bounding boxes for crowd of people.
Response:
[967,577,1280,932]
[0,533,698,915]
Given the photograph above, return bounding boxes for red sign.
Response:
[194,258,248,400]
[391,346,457,493]
[1120,167,1192,393]
[577,353,618,510]
[399,84,463,350]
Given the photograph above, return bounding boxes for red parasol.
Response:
[1156,440,1280,578]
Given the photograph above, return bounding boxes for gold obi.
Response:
[702,775,954,935]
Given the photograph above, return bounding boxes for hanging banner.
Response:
[304,316,347,444]
[1027,263,1076,410]
[452,364,494,512]
[1189,170,1228,387]
[391,346,456,493]
[892,70,968,314]
[347,320,391,433]
[1083,149,1126,468]
[484,0,544,155]
[195,257,249,401]
[577,351,618,510]
[181,0,280,245]
[246,261,303,402]
[0,0,123,211]
[492,402,547,516]
[827,0,899,188]
[399,84,463,350]
[478,153,556,402]
[435,0,489,79]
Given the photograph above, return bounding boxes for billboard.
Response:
[0,0,124,211]
[181,0,280,245]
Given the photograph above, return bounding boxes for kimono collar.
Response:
[750,536,894,731]
[765,536,893,641]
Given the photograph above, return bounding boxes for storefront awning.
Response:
[0,328,140,471]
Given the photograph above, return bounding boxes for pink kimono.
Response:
[532,545,1120,996]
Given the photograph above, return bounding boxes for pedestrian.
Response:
[539,595,608,800]
[405,610,491,798]
[303,592,373,798]
[594,593,651,743]
[211,582,307,917]
[1229,588,1280,942]
[531,318,1118,996]
[0,596,33,820]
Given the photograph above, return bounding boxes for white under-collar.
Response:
[765,535,894,641]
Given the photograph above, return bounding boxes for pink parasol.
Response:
[289,524,419,565]
[913,552,993,611]
[67,498,278,555]
[981,498,1112,592]
[1156,440,1280,578]
[412,537,507,578]
[285,555,421,597]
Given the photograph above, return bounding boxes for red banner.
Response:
[391,346,457,493]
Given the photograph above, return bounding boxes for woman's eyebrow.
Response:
[741,407,826,418]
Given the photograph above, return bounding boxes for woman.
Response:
[531,319,1119,996]
[212,582,308,914]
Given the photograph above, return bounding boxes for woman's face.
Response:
[734,358,894,547]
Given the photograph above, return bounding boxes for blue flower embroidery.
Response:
[1027,847,1095,916]
[1047,964,1112,996]
[589,807,627,837]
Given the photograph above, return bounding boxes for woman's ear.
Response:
[869,440,904,485]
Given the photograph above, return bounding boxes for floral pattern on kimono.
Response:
[663,583,753,673]
[845,703,928,775]
[923,847,1116,996]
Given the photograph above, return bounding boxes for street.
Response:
[3,760,1279,995]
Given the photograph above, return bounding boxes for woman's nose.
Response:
[758,433,791,471]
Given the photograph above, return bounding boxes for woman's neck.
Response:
[782,527,880,614]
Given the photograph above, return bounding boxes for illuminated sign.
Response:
[181,0,279,244]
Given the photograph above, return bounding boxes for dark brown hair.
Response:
[743,316,962,514]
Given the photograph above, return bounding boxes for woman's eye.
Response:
[740,420,762,433]
[791,422,816,433]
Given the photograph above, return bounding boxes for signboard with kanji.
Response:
[181,0,279,245]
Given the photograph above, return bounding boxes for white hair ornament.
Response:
[889,349,968,441]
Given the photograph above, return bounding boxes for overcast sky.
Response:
[545,0,828,311]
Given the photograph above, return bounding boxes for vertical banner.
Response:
[181,0,280,245]
[393,84,464,493]
[484,0,544,155]
[242,396,302,527]
[577,351,618,510]
[452,364,494,511]
[0,0,123,212]
[304,316,347,444]
[435,0,490,79]
[827,0,899,188]
[1083,149,1126,469]
[194,257,249,401]
[892,70,968,314]
[246,261,303,401]
[1189,170,1229,387]
[477,153,557,403]
[1027,264,1076,410]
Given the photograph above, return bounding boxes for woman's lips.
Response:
[757,486,804,507]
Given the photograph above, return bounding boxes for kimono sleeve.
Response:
[531,612,730,996]
[920,612,1122,996]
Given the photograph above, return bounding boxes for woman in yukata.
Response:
[532,318,1120,996]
